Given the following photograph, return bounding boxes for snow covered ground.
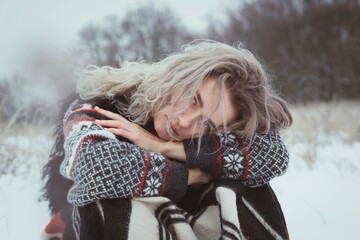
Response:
[272,137,360,239]
[0,134,51,240]
[0,175,49,240]
[1,101,359,240]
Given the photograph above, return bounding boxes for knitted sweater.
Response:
[42,98,290,240]
[60,99,289,206]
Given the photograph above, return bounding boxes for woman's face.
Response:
[153,78,237,141]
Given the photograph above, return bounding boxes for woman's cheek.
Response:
[154,115,170,141]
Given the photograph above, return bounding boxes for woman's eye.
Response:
[192,96,198,106]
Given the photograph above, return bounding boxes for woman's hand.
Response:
[188,168,213,186]
[94,106,165,153]
[94,106,186,161]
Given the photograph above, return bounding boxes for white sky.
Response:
[0,0,239,77]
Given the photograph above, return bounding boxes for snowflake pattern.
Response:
[217,132,237,145]
[223,151,244,174]
[143,176,162,196]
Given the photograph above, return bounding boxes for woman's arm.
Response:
[152,131,289,187]
[61,100,189,206]
[94,106,288,187]
[183,131,289,187]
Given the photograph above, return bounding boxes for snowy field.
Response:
[0,100,359,240]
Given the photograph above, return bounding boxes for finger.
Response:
[94,106,128,122]
[107,128,134,141]
[96,119,128,129]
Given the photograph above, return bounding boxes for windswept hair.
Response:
[76,40,292,141]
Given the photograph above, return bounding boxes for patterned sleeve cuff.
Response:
[245,130,290,185]
[161,160,189,203]
[183,136,219,175]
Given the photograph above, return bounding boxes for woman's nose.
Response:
[177,110,200,129]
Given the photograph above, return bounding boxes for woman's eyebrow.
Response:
[197,91,218,128]
[196,92,204,107]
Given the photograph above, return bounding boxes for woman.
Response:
[42,40,292,240]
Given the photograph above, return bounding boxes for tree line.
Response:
[1,0,359,124]
[76,0,360,103]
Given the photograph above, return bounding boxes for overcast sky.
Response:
[0,0,239,77]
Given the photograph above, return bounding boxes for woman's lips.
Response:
[171,124,179,136]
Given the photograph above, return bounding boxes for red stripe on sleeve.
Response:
[239,136,251,180]
[64,107,98,122]
[211,135,223,177]
[65,117,96,137]
[136,151,151,196]
[69,135,104,179]
[160,160,170,194]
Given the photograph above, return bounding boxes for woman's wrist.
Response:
[158,141,186,162]
[188,168,213,185]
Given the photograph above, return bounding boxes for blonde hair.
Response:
[76,40,292,140]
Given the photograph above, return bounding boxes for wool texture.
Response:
[42,97,290,240]
[42,181,289,240]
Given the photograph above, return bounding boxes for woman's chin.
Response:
[155,129,170,141]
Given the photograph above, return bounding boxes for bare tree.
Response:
[208,0,360,102]
[77,17,123,67]
[0,76,54,124]
[76,5,194,67]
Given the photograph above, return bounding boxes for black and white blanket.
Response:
[43,181,289,240]
[41,98,290,240]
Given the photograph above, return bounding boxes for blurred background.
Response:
[0,0,359,239]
